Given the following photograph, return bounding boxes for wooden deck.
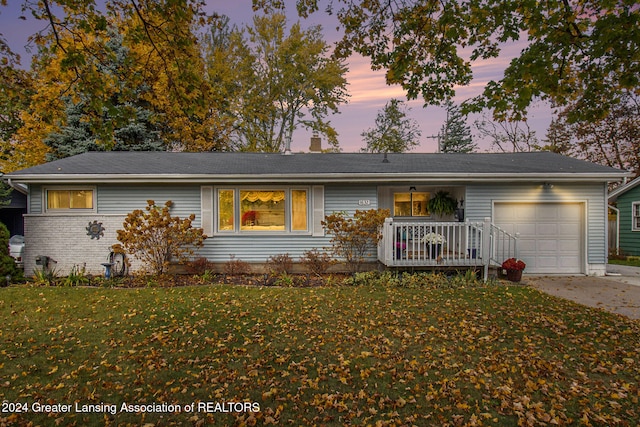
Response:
[378,218,518,278]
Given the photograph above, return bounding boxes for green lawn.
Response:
[609,258,640,267]
[1,283,638,426]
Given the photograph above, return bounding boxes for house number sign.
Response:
[358,199,371,206]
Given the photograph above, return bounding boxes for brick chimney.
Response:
[309,132,322,152]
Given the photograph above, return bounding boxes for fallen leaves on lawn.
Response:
[0,284,638,426]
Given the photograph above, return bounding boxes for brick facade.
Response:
[23,214,133,276]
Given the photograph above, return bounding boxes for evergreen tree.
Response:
[439,100,476,153]
[44,30,164,160]
[0,182,12,207]
[0,222,22,281]
[361,99,421,153]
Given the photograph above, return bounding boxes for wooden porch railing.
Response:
[378,218,518,279]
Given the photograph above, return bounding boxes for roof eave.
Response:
[6,172,630,184]
[609,175,640,201]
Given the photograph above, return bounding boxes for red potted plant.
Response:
[501,258,526,282]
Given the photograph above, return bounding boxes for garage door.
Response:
[494,203,583,274]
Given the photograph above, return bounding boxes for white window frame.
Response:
[393,191,431,218]
[213,186,311,235]
[43,186,97,213]
[632,201,640,231]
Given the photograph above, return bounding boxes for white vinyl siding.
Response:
[466,182,607,270]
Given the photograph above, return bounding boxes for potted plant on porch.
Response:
[421,232,446,259]
[502,258,526,282]
[427,190,457,218]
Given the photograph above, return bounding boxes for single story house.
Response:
[608,176,640,256]
[4,151,629,277]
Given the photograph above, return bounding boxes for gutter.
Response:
[0,173,28,195]
[4,172,632,185]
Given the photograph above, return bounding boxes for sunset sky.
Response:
[0,1,552,153]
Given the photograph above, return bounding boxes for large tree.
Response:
[545,95,640,176]
[1,0,231,171]
[257,0,640,123]
[475,115,539,153]
[439,100,475,153]
[360,99,421,153]
[43,30,164,160]
[204,13,348,152]
[0,36,34,172]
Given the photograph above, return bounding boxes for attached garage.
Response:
[494,202,584,274]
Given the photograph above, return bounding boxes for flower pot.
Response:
[428,243,442,259]
[396,243,406,259]
[506,269,523,282]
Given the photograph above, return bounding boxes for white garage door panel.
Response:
[494,203,583,274]
[536,224,558,235]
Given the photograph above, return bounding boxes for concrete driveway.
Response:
[527,265,640,320]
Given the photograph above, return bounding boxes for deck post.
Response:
[482,217,492,281]
[382,218,394,265]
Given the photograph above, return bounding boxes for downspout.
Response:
[6,178,28,195]
[608,205,620,256]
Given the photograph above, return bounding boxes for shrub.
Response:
[185,257,212,275]
[300,248,336,277]
[223,255,251,276]
[0,222,22,283]
[117,200,207,275]
[62,264,90,287]
[322,209,390,272]
[266,253,293,275]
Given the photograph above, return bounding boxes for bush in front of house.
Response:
[322,209,390,273]
[266,253,294,275]
[0,222,23,284]
[223,255,251,276]
[300,248,336,277]
[117,200,207,275]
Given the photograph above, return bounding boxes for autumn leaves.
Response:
[1,284,638,426]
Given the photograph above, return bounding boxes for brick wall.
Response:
[23,214,134,276]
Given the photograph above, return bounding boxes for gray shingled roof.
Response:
[5,151,629,183]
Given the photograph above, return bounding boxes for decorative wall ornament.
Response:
[86,220,105,239]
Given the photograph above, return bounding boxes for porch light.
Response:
[409,186,416,192]
[543,182,554,189]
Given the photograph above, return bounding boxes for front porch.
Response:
[378,218,518,279]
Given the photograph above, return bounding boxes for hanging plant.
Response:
[427,191,457,216]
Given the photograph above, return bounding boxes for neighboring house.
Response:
[609,176,640,256]
[4,151,629,277]
[0,188,27,237]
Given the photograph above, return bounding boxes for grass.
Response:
[1,282,639,426]
[609,257,640,267]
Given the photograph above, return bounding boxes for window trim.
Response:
[393,191,431,218]
[43,186,96,213]
[632,201,640,232]
[214,186,311,235]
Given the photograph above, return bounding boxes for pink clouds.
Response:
[0,2,551,153]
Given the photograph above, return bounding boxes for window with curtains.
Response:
[216,188,309,233]
[45,188,95,212]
